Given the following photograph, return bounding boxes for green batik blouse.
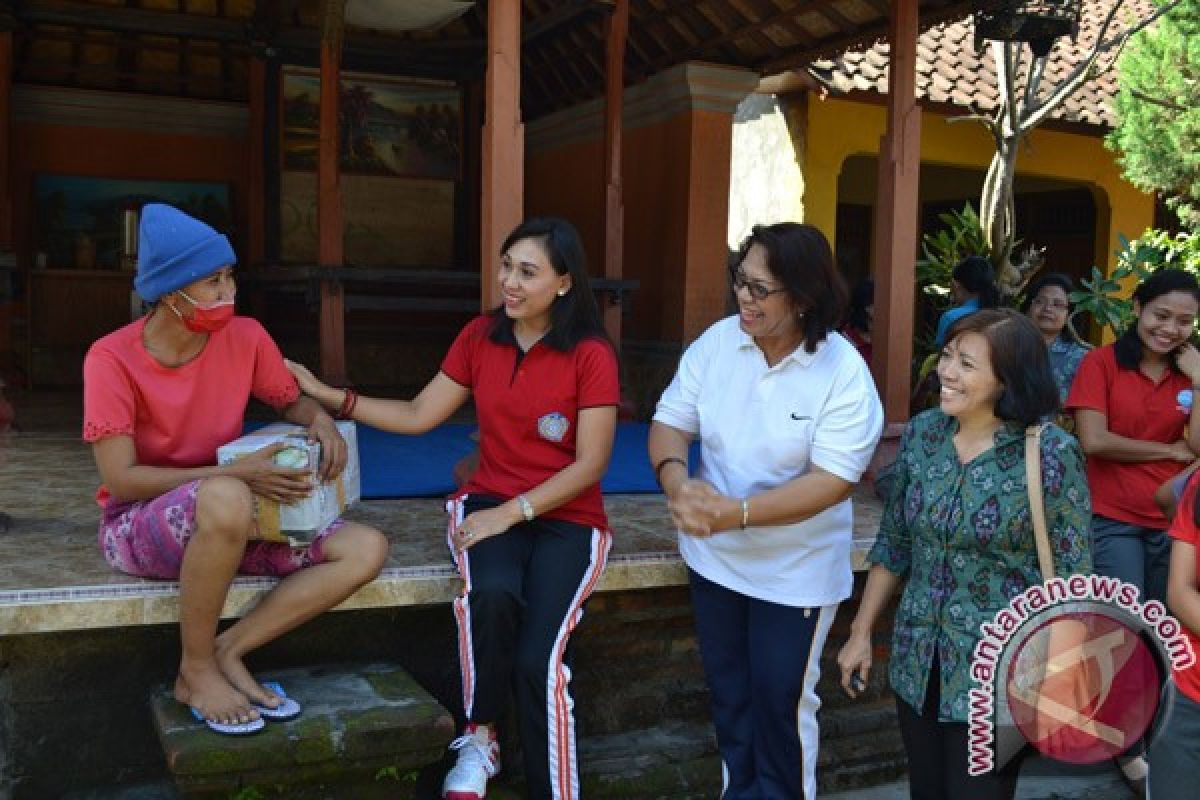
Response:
[868,409,1092,722]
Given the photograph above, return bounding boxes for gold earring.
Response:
[557,289,568,297]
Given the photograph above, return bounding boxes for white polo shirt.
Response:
[654,315,884,607]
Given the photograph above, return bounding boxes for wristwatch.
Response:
[517,494,535,522]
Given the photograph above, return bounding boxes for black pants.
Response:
[897,660,1025,800]
[689,569,836,800]
[448,495,611,800]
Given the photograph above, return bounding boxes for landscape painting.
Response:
[34,175,231,270]
[282,69,461,180]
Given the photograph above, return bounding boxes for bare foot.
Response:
[175,659,257,724]
[214,644,279,710]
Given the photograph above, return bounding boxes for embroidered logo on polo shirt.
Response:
[538,412,570,442]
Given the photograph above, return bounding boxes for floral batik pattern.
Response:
[869,409,1092,722]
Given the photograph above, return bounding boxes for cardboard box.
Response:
[216,422,360,546]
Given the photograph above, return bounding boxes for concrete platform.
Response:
[0,428,882,636]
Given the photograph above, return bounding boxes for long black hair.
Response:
[1113,268,1200,370]
[952,255,1000,309]
[487,217,610,352]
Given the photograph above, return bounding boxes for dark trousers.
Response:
[897,661,1024,800]
[1091,514,1170,606]
[448,495,610,800]
[689,568,837,800]
[1148,685,1200,800]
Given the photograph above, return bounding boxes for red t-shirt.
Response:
[1065,344,1191,529]
[82,315,300,507]
[1167,483,1200,703]
[441,315,619,530]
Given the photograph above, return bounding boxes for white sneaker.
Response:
[442,723,500,800]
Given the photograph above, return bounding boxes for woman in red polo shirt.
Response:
[1066,268,1200,792]
[1067,269,1200,603]
[1149,473,1200,799]
[288,217,618,800]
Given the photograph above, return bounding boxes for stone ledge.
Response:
[153,663,454,798]
[0,536,878,637]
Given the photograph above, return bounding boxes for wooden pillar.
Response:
[318,0,346,384]
[480,0,523,309]
[0,31,12,251]
[602,0,628,347]
[870,0,921,429]
[246,54,266,267]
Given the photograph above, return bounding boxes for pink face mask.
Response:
[172,290,235,333]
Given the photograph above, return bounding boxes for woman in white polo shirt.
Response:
[648,222,884,800]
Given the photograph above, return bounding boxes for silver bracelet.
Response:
[517,494,535,522]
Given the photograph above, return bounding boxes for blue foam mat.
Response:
[246,421,691,499]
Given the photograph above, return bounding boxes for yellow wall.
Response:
[801,96,1154,275]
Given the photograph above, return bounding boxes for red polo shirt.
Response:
[1167,483,1200,703]
[1065,344,1192,529]
[441,315,619,530]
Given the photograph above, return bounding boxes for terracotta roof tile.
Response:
[810,0,1158,128]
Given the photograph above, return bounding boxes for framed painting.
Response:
[282,68,462,180]
[33,175,232,270]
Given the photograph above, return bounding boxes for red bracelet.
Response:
[337,388,358,419]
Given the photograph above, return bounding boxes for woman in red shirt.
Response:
[289,217,618,800]
[1149,473,1200,799]
[1065,268,1200,791]
[83,204,388,735]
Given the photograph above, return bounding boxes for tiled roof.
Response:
[809,0,1158,128]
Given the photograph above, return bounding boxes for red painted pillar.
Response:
[602,0,628,347]
[480,0,523,309]
[870,0,921,429]
[318,1,346,384]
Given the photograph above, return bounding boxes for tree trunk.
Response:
[981,140,1020,279]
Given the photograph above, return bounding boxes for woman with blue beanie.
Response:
[82,204,388,734]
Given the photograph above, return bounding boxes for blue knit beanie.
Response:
[134,204,236,303]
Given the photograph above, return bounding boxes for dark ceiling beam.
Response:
[272,26,482,61]
[522,0,612,45]
[643,0,842,73]
[17,0,248,42]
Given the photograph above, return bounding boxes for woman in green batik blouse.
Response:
[837,309,1092,800]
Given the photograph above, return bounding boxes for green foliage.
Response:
[912,204,991,382]
[1107,0,1200,230]
[228,788,266,800]
[374,764,419,783]
[1070,229,1200,336]
[915,204,990,305]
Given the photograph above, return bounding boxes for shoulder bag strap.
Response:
[1025,423,1055,582]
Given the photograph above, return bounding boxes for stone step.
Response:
[573,699,903,799]
[151,663,453,799]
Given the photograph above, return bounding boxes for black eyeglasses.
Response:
[729,266,787,302]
